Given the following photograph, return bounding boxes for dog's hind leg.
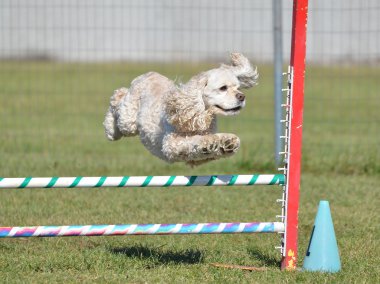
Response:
[103,87,139,140]
[104,105,123,141]
[116,87,140,137]
[103,88,128,141]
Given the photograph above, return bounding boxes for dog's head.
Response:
[189,53,258,116]
[166,53,258,132]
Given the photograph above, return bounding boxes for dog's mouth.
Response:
[215,105,242,113]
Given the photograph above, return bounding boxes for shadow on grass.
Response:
[109,245,204,265]
[247,247,280,268]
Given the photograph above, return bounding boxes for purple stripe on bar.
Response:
[0,222,282,238]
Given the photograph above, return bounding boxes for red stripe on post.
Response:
[281,0,309,271]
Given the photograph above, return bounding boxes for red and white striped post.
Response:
[281,0,309,270]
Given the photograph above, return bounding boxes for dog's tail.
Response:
[103,88,128,141]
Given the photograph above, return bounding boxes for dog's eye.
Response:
[219,85,227,91]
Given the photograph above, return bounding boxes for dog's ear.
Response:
[165,73,214,133]
[228,53,259,89]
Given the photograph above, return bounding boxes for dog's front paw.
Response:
[200,139,219,155]
[219,134,240,154]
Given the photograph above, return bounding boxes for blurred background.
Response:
[0,0,379,176]
[0,1,379,280]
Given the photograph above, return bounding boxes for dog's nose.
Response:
[236,92,245,102]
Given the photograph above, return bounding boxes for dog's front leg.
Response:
[162,133,240,163]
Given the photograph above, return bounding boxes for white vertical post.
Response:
[273,0,284,165]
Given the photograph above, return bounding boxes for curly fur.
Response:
[103,53,258,166]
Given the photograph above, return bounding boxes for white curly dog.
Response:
[103,53,258,166]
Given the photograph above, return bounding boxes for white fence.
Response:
[0,0,378,64]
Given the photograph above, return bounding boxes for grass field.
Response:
[0,62,379,283]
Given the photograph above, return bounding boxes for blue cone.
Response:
[303,200,341,273]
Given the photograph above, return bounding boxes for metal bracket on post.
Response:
[275,66,293,257]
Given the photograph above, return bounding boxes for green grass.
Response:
[0,61,379,283]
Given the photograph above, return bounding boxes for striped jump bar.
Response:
[0,174,285,189]
[0,222,285,238]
